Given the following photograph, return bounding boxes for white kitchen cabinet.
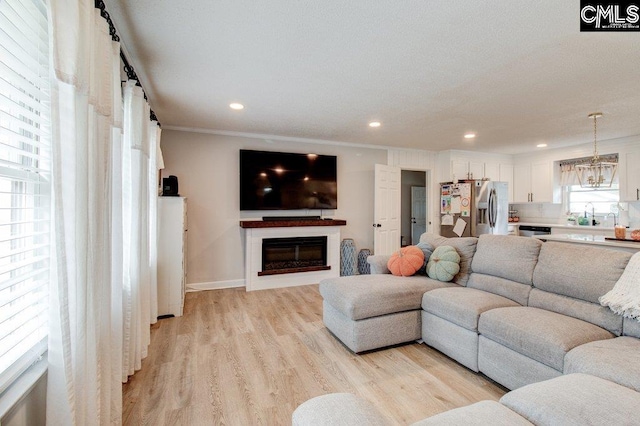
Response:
[499,164,514,203]
[620,147,640,202]
[451,159,499,181]
[468,161,484,180]
[513,165,531,203]
[484,162,500,181]
[513,161,553,203]
[451,160,469,181]
[452,160,485,181]
[158,197,187,317]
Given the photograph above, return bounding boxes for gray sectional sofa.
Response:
[295,233,640,425]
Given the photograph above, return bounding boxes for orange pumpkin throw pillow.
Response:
[387,246,425,276]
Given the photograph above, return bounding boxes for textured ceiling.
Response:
[104,1,640,154]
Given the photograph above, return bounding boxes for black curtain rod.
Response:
[95,0,161,126]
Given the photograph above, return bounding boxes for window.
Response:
[566,184,619,217]
[0,0,50,393]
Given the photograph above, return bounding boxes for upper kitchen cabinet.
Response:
[499,164,514,203]
[452,159,485,181]
[513,160,554,203]
[620,144,640,202]
[484,162,500,181]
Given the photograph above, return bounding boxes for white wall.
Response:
[160,130,387,287]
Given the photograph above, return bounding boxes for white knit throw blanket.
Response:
[600,251,640,320]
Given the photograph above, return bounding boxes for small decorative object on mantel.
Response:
[357,248,372,275]
[340,238,357,276]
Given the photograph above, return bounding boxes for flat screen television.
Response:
[239,149,337,210]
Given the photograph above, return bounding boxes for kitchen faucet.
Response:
[585,203,596,226]
[606,212,618,227]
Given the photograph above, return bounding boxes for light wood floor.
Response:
[122,284,506,425]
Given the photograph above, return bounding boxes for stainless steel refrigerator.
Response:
[440,181,509,237]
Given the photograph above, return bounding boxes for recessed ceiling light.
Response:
[369,121,381,128]
[537,143,548,148]
[229,103,244,110]
[464,133,476,139]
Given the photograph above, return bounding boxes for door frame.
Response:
[375,165,431,253]
[402,167,431,239]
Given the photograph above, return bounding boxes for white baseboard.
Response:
[186,279,245,292]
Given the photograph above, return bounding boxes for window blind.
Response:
[0,0,50,394]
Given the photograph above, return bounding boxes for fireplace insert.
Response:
[260,236,328,275]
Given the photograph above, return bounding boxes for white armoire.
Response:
[157,196,187,317]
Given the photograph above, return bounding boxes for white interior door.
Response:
[374,164,401,255]
[411,186,427,244]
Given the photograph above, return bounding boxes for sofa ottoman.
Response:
[320,274,456,352]
[500,373,640,425]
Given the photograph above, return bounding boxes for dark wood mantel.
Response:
[239,219,347,228]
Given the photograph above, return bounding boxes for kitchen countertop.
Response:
[513,222,616,231]
[534,233,640,250]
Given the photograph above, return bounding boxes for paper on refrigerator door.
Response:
[441,214,454,226]
[450,196,461,214]
[453,218,467,236]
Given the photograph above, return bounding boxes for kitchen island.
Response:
[535,234,640,253]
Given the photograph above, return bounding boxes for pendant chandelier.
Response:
[575,112,617,188]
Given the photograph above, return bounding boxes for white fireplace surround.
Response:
[244,225,341,291]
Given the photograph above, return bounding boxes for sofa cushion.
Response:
[467,274,532,307]
[623,317,640,338]
[419,234,477,286]
[471,235,541,285]
[367,254,391,274]
[500,373,640,426]
[320,274,456,320]
[292,393,390,426]
[411,401,533,426]
[415,242,434,275]
[528,288,623,335]
[533,242,631,303]
[478,306,614,371]
[422,288,519,332]
[564,336,640,392]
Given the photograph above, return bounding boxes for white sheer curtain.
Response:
[121,81,161,378]
[560,162,580,187]
[560,159,619,187]
[47,1,162,424]
[47,2,123,424]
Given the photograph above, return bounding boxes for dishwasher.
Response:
[518,225,552,237]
